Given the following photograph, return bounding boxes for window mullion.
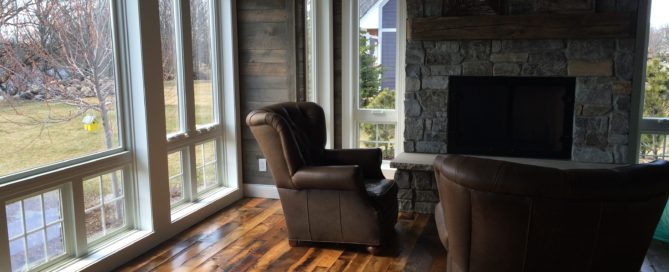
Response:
[176,0,197,135]
[186,146,197,201]
[71,181,89,257]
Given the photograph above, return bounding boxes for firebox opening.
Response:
[447,76,576,159]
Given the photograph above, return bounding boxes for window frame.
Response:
[633,0,665,163]
[305,0,335,149]
[341,0,406,157]
[164,0,231,215]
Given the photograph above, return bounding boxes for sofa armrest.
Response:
[292,165,363,191]
[324,149,384,179]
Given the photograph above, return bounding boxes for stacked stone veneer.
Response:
[403,38,635,164]
[396,0,640,213]
[393,164,439,213]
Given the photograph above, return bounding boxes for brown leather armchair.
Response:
[246,102,398,252]
[433,155,669,272]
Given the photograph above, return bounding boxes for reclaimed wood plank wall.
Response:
[239,0,299,185]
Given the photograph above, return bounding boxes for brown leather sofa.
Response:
[246,102,398,253]
[433,154,669,272]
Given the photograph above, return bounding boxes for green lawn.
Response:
[0,80,215,178]
[0,99,119,177]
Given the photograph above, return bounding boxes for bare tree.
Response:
[50,0,116,148]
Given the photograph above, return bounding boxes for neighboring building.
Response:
[360,0,397,91]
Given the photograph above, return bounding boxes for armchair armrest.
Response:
[292,165,363,191]
[324,149,384,179]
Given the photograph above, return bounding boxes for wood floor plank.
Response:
[213,216,287,271]
[117,198,669,272]
[327,251,356,272]
[288,247,321,271]
[384,214,431,271]
[117,198,265,272]
[156,202,282,272]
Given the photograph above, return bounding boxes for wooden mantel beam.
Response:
[407,12,635,41]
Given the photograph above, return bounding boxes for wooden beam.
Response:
[408,12,635,41]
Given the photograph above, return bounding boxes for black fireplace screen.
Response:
[447,76,575,159]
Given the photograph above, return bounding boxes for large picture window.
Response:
[0,0,122,180]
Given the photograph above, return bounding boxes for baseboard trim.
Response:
[243,183,279,199]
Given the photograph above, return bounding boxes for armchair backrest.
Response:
[246,102,326,189]
[433,155,669,272]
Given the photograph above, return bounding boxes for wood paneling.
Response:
[408,12,635,41]
[117,198,669,271]
[238,0,296,185]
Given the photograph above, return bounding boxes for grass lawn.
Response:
[0,80,214,178]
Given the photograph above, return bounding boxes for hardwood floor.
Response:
[118,198,669,272]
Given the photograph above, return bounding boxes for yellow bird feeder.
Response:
[82,115,100,132]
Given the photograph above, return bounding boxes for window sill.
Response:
[171,186,239,222]
[51,230,153,272]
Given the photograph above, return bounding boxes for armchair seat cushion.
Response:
[364,179,395,198]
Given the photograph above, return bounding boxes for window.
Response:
[639,0,669,162]
[0,0,240,271]
[341,0,405,160]
[6,190,66,272]
[0,0,122,180]
[83,170,127,242]
[159,0,232,214]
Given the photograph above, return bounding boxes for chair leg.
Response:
[367,245,381,255]
[288,239,299,247]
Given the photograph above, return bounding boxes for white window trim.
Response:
[342,0,406,154]
[631,0,659,163]
[308,0,335,148]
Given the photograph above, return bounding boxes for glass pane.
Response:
[359,123,396,160]
[26,230,46,267]
[84,170,127,242]
[196,141,218,192]
[6,189,65,270]
[9,238,26,272]
[85,208,103,242]
[640,134,668,163]
[0,0,121,178]
[191,0,215,126]
[168,151,184,204]
[102,171,124,202]
[196,166,206,192]
[6,201,23,238]
[104,199,125,232]
[160,0,181,135]
[45,223,65,259]
[23,195,43,233]
[205,164,217,188]
[83,177,102,210]
[359,0,396,110]
[645,0,669,118]
[43,190,62,225]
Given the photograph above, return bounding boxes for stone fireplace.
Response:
[393,0,640,213]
